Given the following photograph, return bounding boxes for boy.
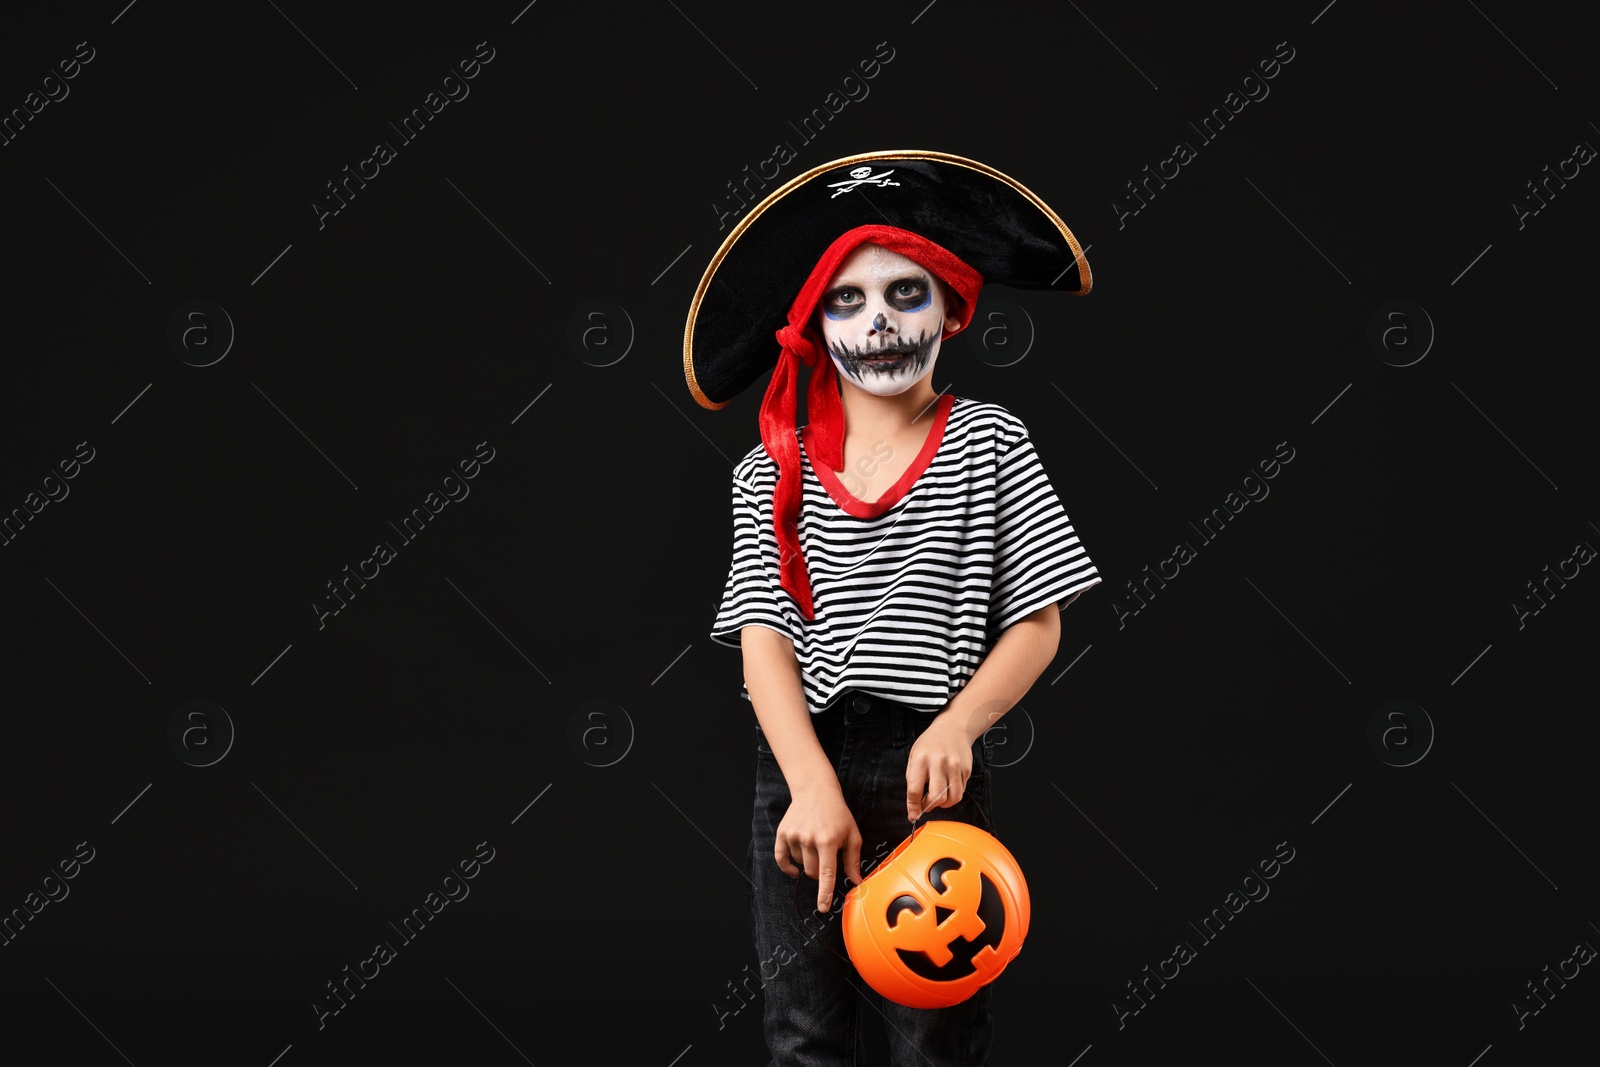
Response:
[685,151,1100,1065]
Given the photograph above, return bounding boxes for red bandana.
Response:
[759,225,984,620]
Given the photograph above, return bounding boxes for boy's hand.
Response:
[906,718,974,823]
[775,783,863,913]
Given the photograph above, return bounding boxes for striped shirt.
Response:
[710,393,1100,712]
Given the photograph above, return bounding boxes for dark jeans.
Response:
[746,687,997,1066]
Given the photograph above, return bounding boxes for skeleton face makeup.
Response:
[817,243,949,398]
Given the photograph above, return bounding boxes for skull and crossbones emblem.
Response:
[827,166,902,198]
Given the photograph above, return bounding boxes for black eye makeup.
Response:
[822,287,865,319]
[822,275,933,319]
[886,276,932,312]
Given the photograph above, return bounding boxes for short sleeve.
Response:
[709,474,793,648]
[989,426,1101,635]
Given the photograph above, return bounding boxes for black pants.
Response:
[745,687,997,1066]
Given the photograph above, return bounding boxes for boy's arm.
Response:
[939,601,1062,744]
[741,625,836,792]
[907,602,1061,821]
[742,624,863,911]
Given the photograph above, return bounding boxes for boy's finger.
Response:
[817,857,836,913]
[845,834,863,886]
[775,838,798,877]
[906,767,925,823]
[926,770,950,811]
[905,748,927,817]
[942,774,963,808]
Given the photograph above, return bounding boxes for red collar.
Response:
[802,393,956,518]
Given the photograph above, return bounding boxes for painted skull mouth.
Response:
[830,329,937,378]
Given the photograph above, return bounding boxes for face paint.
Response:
[828,326,940,388]
[817,244,948,397]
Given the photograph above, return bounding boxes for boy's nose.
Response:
[871,312,888,333]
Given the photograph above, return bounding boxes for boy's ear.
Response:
[941,283,967,333]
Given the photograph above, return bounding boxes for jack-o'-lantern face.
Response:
[842,821,1030,1009]
[884,855,1007,979]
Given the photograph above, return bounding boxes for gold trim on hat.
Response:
[682,149,1093,411]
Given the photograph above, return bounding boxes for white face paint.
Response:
[816,243,949,397]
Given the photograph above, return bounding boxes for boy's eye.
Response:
[824,288,864,316]
[887,279,931,311]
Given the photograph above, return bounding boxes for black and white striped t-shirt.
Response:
[710,393,1100,713]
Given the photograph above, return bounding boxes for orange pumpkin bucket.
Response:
[842,820,1031,1008]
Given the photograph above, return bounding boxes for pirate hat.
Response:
[683,149,1092,620]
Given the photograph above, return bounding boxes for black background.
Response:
[1,1,1595,1064]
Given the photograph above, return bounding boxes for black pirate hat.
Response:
[682,150,1092,621]
[683,150,1091,411]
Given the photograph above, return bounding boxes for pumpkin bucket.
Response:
[841,819,1030,1008]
